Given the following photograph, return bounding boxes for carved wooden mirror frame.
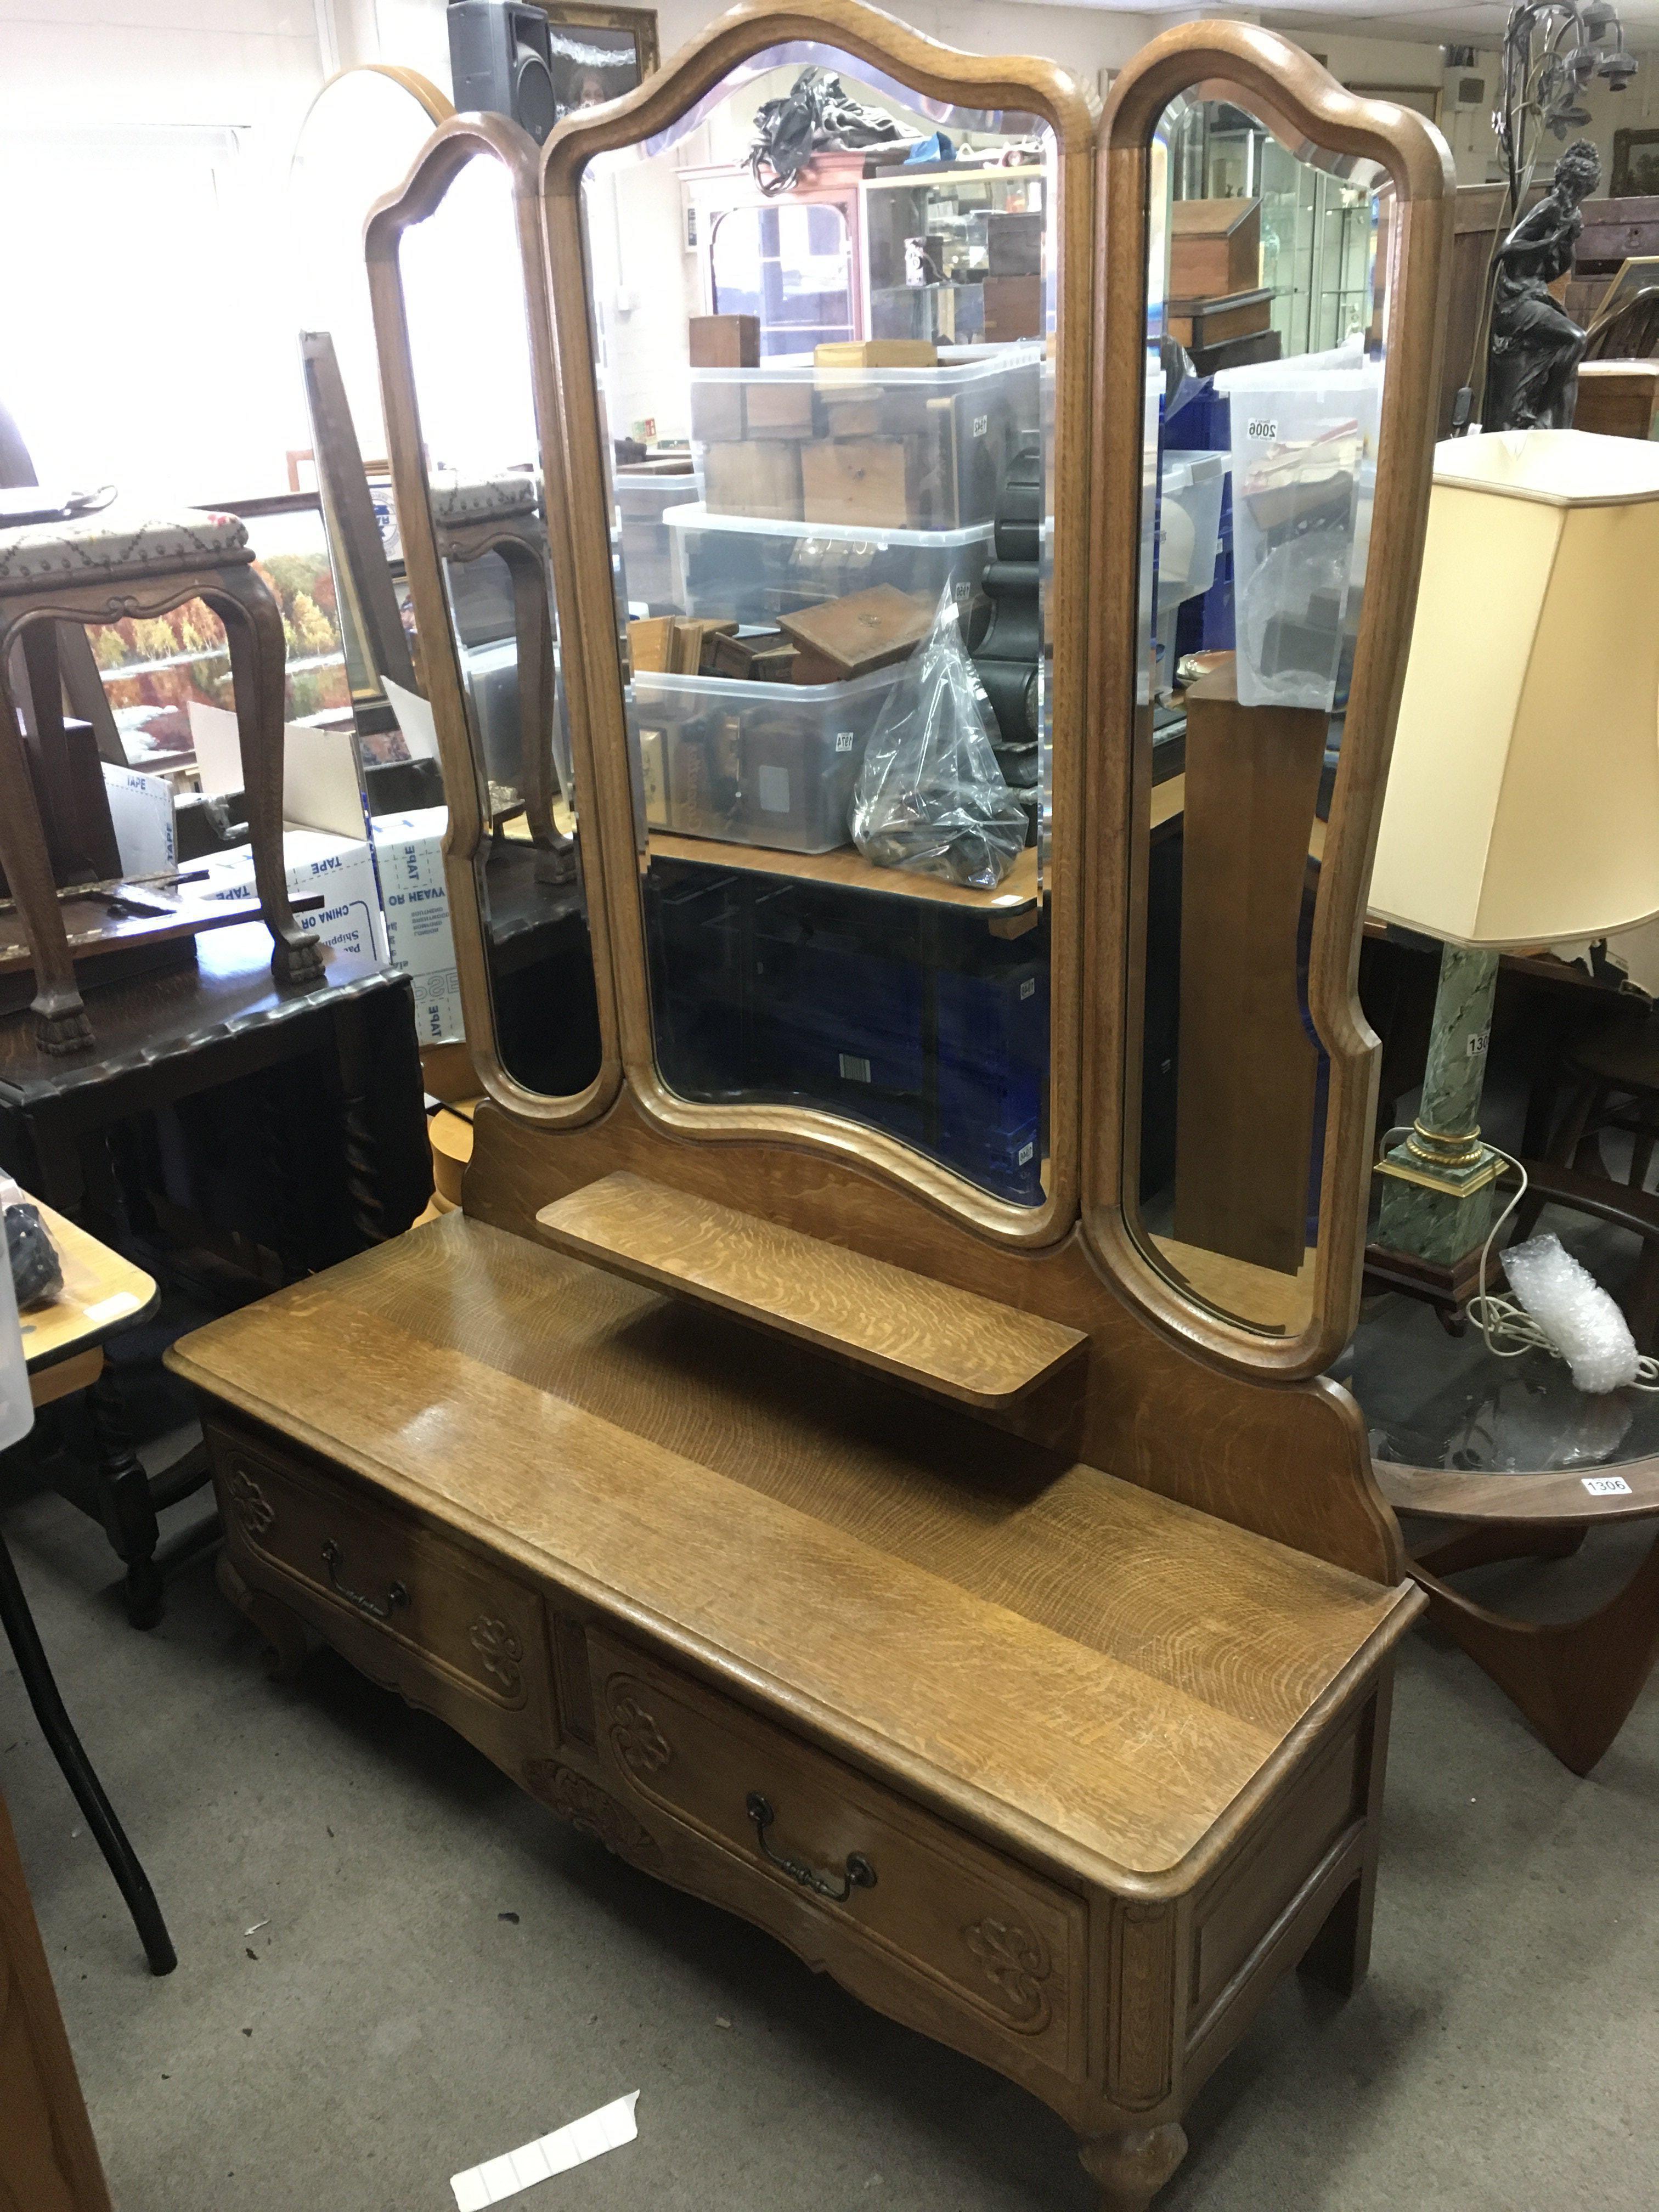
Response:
[538,0,1098,1246]
[1082,24,1454,1379]
[366,111,624,1125]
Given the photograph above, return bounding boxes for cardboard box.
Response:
[702,439,804,521]
[371,805,461,1045]
[198,828,387,967]
[690,313,759,367]
[102,763,176,877]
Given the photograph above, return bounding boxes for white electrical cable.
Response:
[1376,1127,1659,1392]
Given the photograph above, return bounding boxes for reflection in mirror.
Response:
[1126,94,1386,1330]
[289,66,451,766]
[387,149,601,1096]
[582,54,1057,1206]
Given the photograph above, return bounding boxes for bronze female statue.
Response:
[1486,137,1600,430]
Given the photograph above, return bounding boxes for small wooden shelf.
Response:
[536,1170,1086,1409]
[646,833,1041,928]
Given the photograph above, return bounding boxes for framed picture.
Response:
[527,5,660,121]
[1611,127,1659,198]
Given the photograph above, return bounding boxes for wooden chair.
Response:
[0,506,325,1053]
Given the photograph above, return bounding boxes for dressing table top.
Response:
[170,1211,1415,1890]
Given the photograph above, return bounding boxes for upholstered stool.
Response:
[0,506,326,1053]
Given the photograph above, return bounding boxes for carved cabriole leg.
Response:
[201,563,327,990]
[1079,2123,1188,2212]
[0,606,93,1053]
[216,1551,308,1683]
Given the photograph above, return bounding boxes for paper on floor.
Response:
[450,2091,639,2211]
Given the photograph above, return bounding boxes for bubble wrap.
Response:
[1503,1232,1640,1394]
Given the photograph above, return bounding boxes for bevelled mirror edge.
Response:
[365,111,624,1128]
[1081,24,1454,1379]
[537,1,1098,1248]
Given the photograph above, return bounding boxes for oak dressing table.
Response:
[168,15,1452,2205]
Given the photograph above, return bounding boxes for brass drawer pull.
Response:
[746,1792,876,1901]
[321,1539,409,1622]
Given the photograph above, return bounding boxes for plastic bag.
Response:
[0,1173,61,1310]
[850,592,1026,890]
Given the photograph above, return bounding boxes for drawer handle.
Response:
[745,1792,876,1902]
[321,1539,409,1622]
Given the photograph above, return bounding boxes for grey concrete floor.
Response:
[4,1479,1658,2212]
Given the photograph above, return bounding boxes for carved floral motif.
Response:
[468,1615,525,1698]
[963,1915,1053,2030]
[523,1760,662,1869]
[225,1465,275,1541]
[605,1681,672,1775]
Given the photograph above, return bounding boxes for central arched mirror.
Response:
[543,14,1094,1240]
[1086,35,1451,1375]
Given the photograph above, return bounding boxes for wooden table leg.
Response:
[1415,1528,1659,1773]
[0,613,92,1055]
[202,566,326,990]
[84,1367,163,1629]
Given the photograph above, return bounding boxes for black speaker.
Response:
[447,1,559,144]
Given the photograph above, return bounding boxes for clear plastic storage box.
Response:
[615,469,702,612]
[688,345,1042,533]
[1220,350,1383,711]
[664,504,994,626]
[629,665,898,854]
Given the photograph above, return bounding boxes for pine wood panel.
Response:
[537,1171,1086,1408]
[168,1214,1415,1886]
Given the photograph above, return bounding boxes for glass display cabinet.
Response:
[1166,98,1378,358]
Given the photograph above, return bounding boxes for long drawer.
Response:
[586,1629,1088,2081]
[210,1421,549,1720]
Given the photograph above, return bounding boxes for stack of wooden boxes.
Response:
[1166,199,1279,376]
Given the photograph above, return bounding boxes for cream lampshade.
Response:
[1370,428,1659,949]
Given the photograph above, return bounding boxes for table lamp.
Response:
[1369,428,1659,1276]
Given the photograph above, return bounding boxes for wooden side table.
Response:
[0,924,432,1622]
